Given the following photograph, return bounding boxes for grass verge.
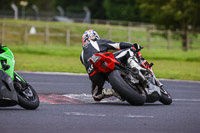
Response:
[7,44,200,81]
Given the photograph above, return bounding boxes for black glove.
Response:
[133,43,143,52]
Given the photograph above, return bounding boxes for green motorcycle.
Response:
[0,44,39,110]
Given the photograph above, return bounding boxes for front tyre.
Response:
[108,70,146,105]
[16,83,40,110]
[159,86,172,105]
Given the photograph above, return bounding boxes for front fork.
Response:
[14,72,27,84]
[150,70,163,87]
[13,72,32,98]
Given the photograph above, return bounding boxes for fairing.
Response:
[89,52,120,73]
[0,46,15,80]
[0,70,18,106]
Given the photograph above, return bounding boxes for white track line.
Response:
[64,112,106,117]
[16,71,87,76]
[64,112,154,118]
[173,99,200,102]
[159,78,200,83]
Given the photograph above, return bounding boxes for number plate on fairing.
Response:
[89,55,101,63]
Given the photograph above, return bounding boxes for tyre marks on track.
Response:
[39,94,84,104]
[38,93,121,104]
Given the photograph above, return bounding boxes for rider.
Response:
[80,29,144,101]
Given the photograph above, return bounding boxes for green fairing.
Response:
[0,46,15,80]
[0,46,26,83]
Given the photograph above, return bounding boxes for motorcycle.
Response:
[89,49,172,105]
[0,44,39,109]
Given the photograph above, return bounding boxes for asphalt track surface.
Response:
[1,71,200,133]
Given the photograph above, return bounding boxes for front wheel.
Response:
[14,82,39,110]
[159,86,172,105]
[108,70,146,105]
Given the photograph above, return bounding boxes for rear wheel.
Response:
[108,70,146,105]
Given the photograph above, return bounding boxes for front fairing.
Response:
[0,47,15,80]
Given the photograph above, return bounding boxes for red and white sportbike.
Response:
[89,51,172,105]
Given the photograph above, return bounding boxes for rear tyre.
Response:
[108,70,146,105]
[159,86,172,105]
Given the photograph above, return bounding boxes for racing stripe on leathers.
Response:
[115,49,128,59]
[108,42,120,50]
[81,51,85,65]
[90,40,100,52]
[115,49,134,59]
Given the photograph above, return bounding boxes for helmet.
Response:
[82,29,100,45]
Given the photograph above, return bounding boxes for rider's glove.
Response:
[133,43,143,52]
[130,43,143,60]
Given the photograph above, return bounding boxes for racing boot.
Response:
[92,87,124,101]
[102,88,124,101]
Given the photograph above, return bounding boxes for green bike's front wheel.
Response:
[16,84,40,110]
[14,73,40,110]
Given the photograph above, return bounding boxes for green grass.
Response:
[1,19,200,81]
[141,49,200,62]
[6,44,200,81]
[151,60,200,81]
[14,53,85,73]
[9,44,200,61]
[9,44,82,57]
[10,44,85,73]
